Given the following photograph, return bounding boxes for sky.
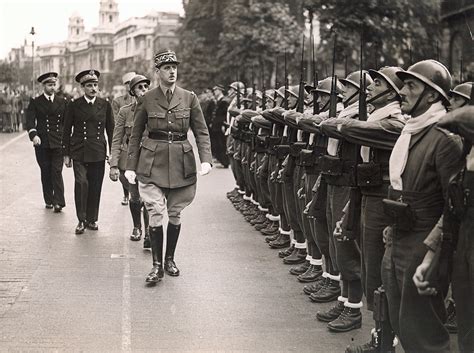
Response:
[0,0,184,59]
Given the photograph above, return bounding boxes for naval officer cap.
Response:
[37,72,58,84]
[75,69,100,85]
[154,50,180,68]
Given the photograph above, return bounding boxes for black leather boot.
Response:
[283,248,307,264]
[143,206,150,248]
[255,219,270,231]
[164,223,181,276]
[289,260,310,275]
[269,232,291,249]
[278,244,295,258]
[303,276,327,295]
[297,264,323,283]
[316,299,345,322]
[146,226,164,283]
[310,278,341,303]
[327,305,362,332]
[261,222,279,235]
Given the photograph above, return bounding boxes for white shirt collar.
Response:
[84,96,97,105]
[44,93,54,102]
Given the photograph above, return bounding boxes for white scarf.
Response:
[389,101,447,190]
[360,102,403,162]
[327,102,359,156]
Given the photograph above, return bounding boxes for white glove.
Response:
[124,170,137,184]
[199,162,212,176]
[32,136,41,146]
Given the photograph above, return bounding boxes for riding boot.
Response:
[146,225,164,283]
[164,223,181,276]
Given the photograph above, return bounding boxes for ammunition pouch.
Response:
[319,155,343,176]
[230,126,241,139]
[255,135,269,153]
[267,136,281,155]
[447,167,468,219]
[308,176,327,219]
[382,198,415,233]
[275,145,290,160]
[357,162,383,187]
[299,149,315,167]
[289,142,306,157]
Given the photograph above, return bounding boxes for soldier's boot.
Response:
[244,209,259,222]
[278,244,295,258]
[242,205,258,217]
[264,232,280,243]
[255,219,271,231]
[146,226,164,283]
[143,207,151,249]
[344,331,397,353]
[164,223,181,276]
[289,260,310,275]
[316,297,346,322]
[310,276,341,303]
[268,231,291,249]
[444,299,457,333]
[261,222,279,235]
[129,201,142,241]
[227,188,239,199]
[303,275,328,295]
[327,302,362,332]
[283,247,307,265]
[250,213,267,225]
[297,263,323,283]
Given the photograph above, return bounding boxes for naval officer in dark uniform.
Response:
[26,72,67,212]
[62,70,114,234]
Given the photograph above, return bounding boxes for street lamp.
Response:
[30,26,35,95]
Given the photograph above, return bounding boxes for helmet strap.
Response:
[409,86,427,116]
[343,91,358,107]
[367,88,392,105]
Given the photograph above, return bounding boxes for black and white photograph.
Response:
[0,0,473,351]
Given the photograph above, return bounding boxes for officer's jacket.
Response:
[110,102,135,170]
[62,96,114,163]
[112,94,132,119]
[126,86,212,189]
[26,94,67,149]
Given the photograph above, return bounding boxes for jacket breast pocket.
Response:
[175,109,190,132]
[136,138,157,177]
[147,112,165,130]
[182,142,196,178]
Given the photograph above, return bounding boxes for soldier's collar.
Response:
[160,83,176,96]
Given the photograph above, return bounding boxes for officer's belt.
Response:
[148,131,187,142]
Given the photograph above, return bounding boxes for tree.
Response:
[305,0,442,74]
[0,62,19,84]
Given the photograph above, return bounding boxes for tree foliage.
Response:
[305,0,442,74]
[0,62,19,84]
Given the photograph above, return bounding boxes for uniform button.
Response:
[168,111,171,114]
[57,129,59,132]
[84,132,87,135]
[47,129,50,132]
[168,121,171,124]
[169,141,172,144]
[97,137,99,140]
[58,115,61,117]
[84,137,87,140]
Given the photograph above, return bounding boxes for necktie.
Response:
[88,101,93,106]
[166,89,172,104]
[47,96,52,104]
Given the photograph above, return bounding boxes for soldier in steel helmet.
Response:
[124,50,212,283]
[109,74,152,248]
[381,60,462,352]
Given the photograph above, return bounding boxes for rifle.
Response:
[262,60,267,111]
[251,68,257,110]
[359,29,368,122]
[460,55,463,83]
[372,287,396,353]
[273,55,279,108]
[296,35,306,113]
[328,31,338,118]
[312,32,319,115]
[236,71,241,109]
[284,50,289,110]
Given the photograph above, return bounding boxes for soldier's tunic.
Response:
[112,93,132,119]
[62,96,114,223]
[126,85,212,226]
[382,103,462,353]
[339,103,405,310]
[26,93,67,207]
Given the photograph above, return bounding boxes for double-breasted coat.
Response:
[126,86,212,189]
[62,96,114,162]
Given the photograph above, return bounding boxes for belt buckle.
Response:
[168,131,173,143]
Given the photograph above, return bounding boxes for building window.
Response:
[109,15,113,23]
[76,29,79,35]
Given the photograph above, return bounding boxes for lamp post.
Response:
[30,27,35,95]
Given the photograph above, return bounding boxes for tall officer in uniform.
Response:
[26,72,67,212]
[125,50,212,283]
[210,84,230,168]
[62,70,114,234]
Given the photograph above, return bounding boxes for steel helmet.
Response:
[396,60,452,104]
[129,75,150,96]
[286,85,300,99]
[265,89,275,101]
[275,85,286,99]
[229,81,245,92]
[368,66,404,96]
[315,77,344,98]
[340,70,373,90]
[450,82,473,101]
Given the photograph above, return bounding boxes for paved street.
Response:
[1,133,374,352]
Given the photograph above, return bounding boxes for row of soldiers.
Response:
[222,57,473,353]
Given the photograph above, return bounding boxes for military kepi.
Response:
[75,69,100,85]
[154,50,179,68]
[37,72,58,84]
